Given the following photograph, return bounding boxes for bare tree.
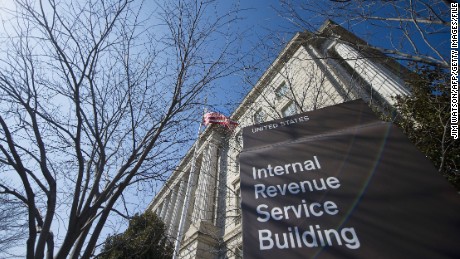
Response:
[278,0,451,68]
[0,195,27,257]
[0,0,239,258]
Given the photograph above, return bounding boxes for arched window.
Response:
[253,108,265,124]
[282,101,297,117]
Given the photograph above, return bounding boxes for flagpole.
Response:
[172,107,207,259]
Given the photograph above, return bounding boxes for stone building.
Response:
[146,20,411,259]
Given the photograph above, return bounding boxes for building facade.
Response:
[146,20,411,259]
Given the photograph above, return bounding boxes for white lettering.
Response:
[258,226,361,250]
[254,177,341,199]
[252,156,322,180]
[256,200,339,222]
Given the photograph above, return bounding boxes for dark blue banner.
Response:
[240,100,460,258]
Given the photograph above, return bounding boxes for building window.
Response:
[253,108,265,124]
[236,130,243,150]
[235,245,243,259]
[282,101,297,117]
[275,82,288,99]
[235,153,240,175]
[233,182,241,225]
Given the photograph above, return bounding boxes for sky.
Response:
[184,0,300,116]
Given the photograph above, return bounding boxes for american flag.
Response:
[203,112,238,130]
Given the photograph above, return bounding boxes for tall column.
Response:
[156,201,165,217]
[164,187,178,229]
[160,194,170,220]
[191,142,218,222]
[201,143,218,221]
[215,143,229,259]
[334,43,410,104]
[168,176,187,238]
[191,158,205,223]
[183,165,200,232]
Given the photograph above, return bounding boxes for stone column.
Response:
[334,43,410,104]
[183,164,200,232]
[160,194,170,220]
[191,158,205,223]
[164,186,178,228]
[202,143,218,222]
[156,201,165,217]
[168,176,187,238]
[191,142,218,222]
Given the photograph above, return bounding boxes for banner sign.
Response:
[240,100,460,258]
